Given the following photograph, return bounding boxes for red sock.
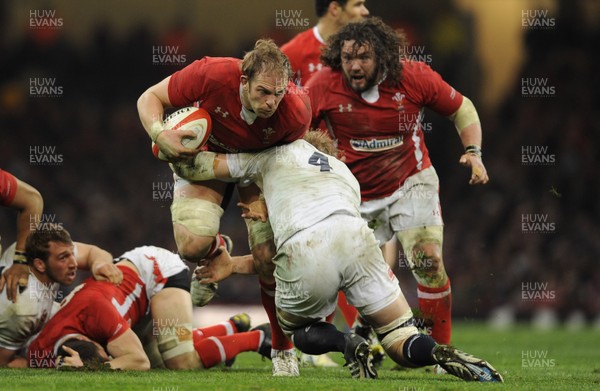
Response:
[194,330,262,368]
[193,320,237,338]
[337,291,358,327]
[417,279,452,344]
[205,233,226,258]
[260,280,293,351]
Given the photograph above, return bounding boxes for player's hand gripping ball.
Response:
[152,106,212,161]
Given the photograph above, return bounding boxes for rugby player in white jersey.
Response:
[0,227,122,367]
[169,131,503,382]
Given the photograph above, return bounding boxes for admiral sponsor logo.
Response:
[207,135,238,153]
[350,136,403,152]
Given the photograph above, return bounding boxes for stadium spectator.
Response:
[281,0,369,86]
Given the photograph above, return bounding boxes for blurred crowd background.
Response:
[0,0,598,325]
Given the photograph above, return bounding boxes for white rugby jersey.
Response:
[0,243,59,350]
[227,140,362,248]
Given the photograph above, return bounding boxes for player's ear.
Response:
[240,75,249,90]
[32,258,46,274]
[329,1,342,17]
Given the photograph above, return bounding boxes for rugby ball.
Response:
[151,106,212,161]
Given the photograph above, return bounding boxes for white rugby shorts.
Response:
[117,246,188,300]
[273,214,401,321]
[360,166,444,245]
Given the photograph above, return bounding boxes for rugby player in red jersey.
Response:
[306,17,489,348]
[137,38,311,376]
[28,245,270,370]
[281,0,369,87]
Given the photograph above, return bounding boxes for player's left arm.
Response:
[73,243,122,285]
[170,149,263,184]
[417,62,489,185]
[448,97,489,185]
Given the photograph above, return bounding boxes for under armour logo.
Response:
[308,63,322,73]
[215,107,229,118]
[338,104,352,112]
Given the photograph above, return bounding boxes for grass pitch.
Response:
[2,322,598,391]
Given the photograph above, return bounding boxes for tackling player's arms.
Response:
[169,152,231,182]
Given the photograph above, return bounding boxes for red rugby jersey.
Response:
[281,26,326,86]
[307,61,463,201]
[27,266,147,367]
[168,57,310,153]
[0,169,17,206]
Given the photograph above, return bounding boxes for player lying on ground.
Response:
[170,131,503,382]
[27,245,270,370]
[0,227,122,367]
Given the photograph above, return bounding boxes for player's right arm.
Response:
[0,174,44,302]
[73,242,122,285]
[137,75,199,160]
[195,247,256,284]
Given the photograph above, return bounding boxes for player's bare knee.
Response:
[412,243,442,273]
[173,226,214,262]
[171,197,223,261]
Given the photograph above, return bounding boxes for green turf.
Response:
[2,323,598,391]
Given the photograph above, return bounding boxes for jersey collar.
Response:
[313,25,326,44]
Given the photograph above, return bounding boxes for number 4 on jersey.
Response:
[308,151,331,172]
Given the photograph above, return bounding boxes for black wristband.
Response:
[465,144,482,158]
[13,250,28,265]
